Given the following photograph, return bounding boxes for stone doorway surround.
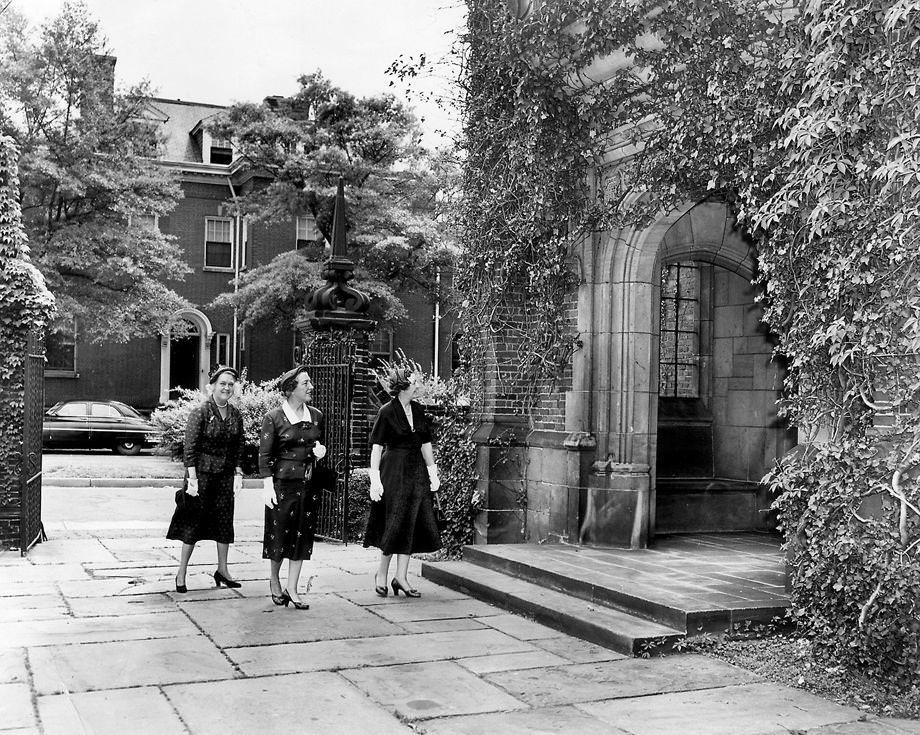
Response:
[569,197,789,548]
[158,307,213,404]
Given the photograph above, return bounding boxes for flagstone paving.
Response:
[1,527,917,734]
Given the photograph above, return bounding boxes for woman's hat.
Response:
[208,365,239,384]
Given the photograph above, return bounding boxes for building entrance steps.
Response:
[421,533,790,656]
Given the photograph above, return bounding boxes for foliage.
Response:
[0,134,54,549]
[347,468,371,543]
[207,71,457,331]
[459,0,920,685]
[150,375,282,474]
[0,1,187,341]
[372,351,480,556]
[212,250,406,332]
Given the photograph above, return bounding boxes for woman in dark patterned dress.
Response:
[167,365,245,593]
[364,368,441,598]
[259,365,326,609]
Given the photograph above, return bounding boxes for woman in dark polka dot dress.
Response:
[167,365,245,593]
[259,365,327,610]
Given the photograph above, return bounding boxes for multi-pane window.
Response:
[211,333,231,367]
[209,138,233,165]
[204,217,233,269]
[295,215,318,249]
[45,321,77,373]
[659,262,701,397]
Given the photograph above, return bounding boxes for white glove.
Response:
[427,465,440,492]
[368,468,383,502]
[261,477,277,508]
[233,474,243,494]
[185,477,199,496]
[312,441,327,459]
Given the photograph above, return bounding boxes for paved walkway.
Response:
[1,500,918,733]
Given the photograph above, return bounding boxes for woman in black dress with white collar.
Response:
[259,365,327,609]
[364,368,441,597]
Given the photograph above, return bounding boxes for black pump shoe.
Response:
[374,573,388,597]
[391,578,421,598]
[214,570,242,589]
[283,589,309,610]
[175,576,187,594]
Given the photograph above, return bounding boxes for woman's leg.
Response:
[269,559,283,596]
[286,559,305,601]
[176,542,195,585]
[376,553,392,588]
[394,553,411,587]
[216,542,235,579]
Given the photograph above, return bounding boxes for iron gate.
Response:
[307,361,353,541]
[21,331,45,552]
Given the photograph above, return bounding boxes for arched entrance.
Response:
[582,200,791,547]
[158,309,213,404]
[652,205,789,532]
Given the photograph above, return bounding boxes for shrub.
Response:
[150,375,282,474]
[347,468,371,543]
[771,432,920,690]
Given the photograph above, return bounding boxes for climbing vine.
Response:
[0,136,55,548]
[458,0,920,686]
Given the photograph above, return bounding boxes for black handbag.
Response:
[432,491,447,532]
[173,479,201,519]
[311,463,338,492]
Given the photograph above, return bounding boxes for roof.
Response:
[141,97,228,163]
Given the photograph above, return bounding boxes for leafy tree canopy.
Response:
[207,71,457,330]
[0,1,187,342]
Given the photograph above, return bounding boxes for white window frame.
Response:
[204,216,235,271]
[211,333,231,367]
[295,214,317,249]
[45,318,78,378]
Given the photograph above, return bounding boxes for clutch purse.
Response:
[311,463,338,492]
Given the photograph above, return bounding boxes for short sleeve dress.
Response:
[166,398,244,545]
[258,405,324,561]
[363,399,441,555]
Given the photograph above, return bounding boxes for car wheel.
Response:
[114,441,142,456]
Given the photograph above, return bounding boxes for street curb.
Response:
[43,478,265,489]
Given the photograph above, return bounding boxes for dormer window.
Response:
[295,214,319,249]
[209,143,232,165]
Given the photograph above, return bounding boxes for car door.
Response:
[88,402,126,448]
[44,402,90,447]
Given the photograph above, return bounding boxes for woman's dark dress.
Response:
[259,405,324,561]
[363,399,441,555]
[166,398,244,545]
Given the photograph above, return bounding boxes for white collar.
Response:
[281,400,310,425]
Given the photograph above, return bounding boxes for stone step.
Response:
[421,560,685,656]
[460,544,787,634]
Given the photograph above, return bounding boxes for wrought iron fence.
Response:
[307,361,353,541]
[21,331,45,552]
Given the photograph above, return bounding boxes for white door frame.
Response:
[159,308,214,404]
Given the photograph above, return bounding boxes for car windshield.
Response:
[112,402,144,419]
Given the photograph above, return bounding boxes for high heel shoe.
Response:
[391,578,421,598]
[213,570,242,589]
[271,587,288,606]
[374,573,388,597]
[175,576,187,594]
[283,589,309,610]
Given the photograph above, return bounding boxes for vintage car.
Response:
[42,400,158,455]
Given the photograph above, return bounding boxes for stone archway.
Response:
[158,308,213,404]
[580,200,787,547]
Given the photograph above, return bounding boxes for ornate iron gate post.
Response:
[20,331,46,551]
[297,177,376,541]
[0,135,54,552]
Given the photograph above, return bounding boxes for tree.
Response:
[0,1,188,342]
[207,71,456,330]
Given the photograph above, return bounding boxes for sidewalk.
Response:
[1,507,918,733]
